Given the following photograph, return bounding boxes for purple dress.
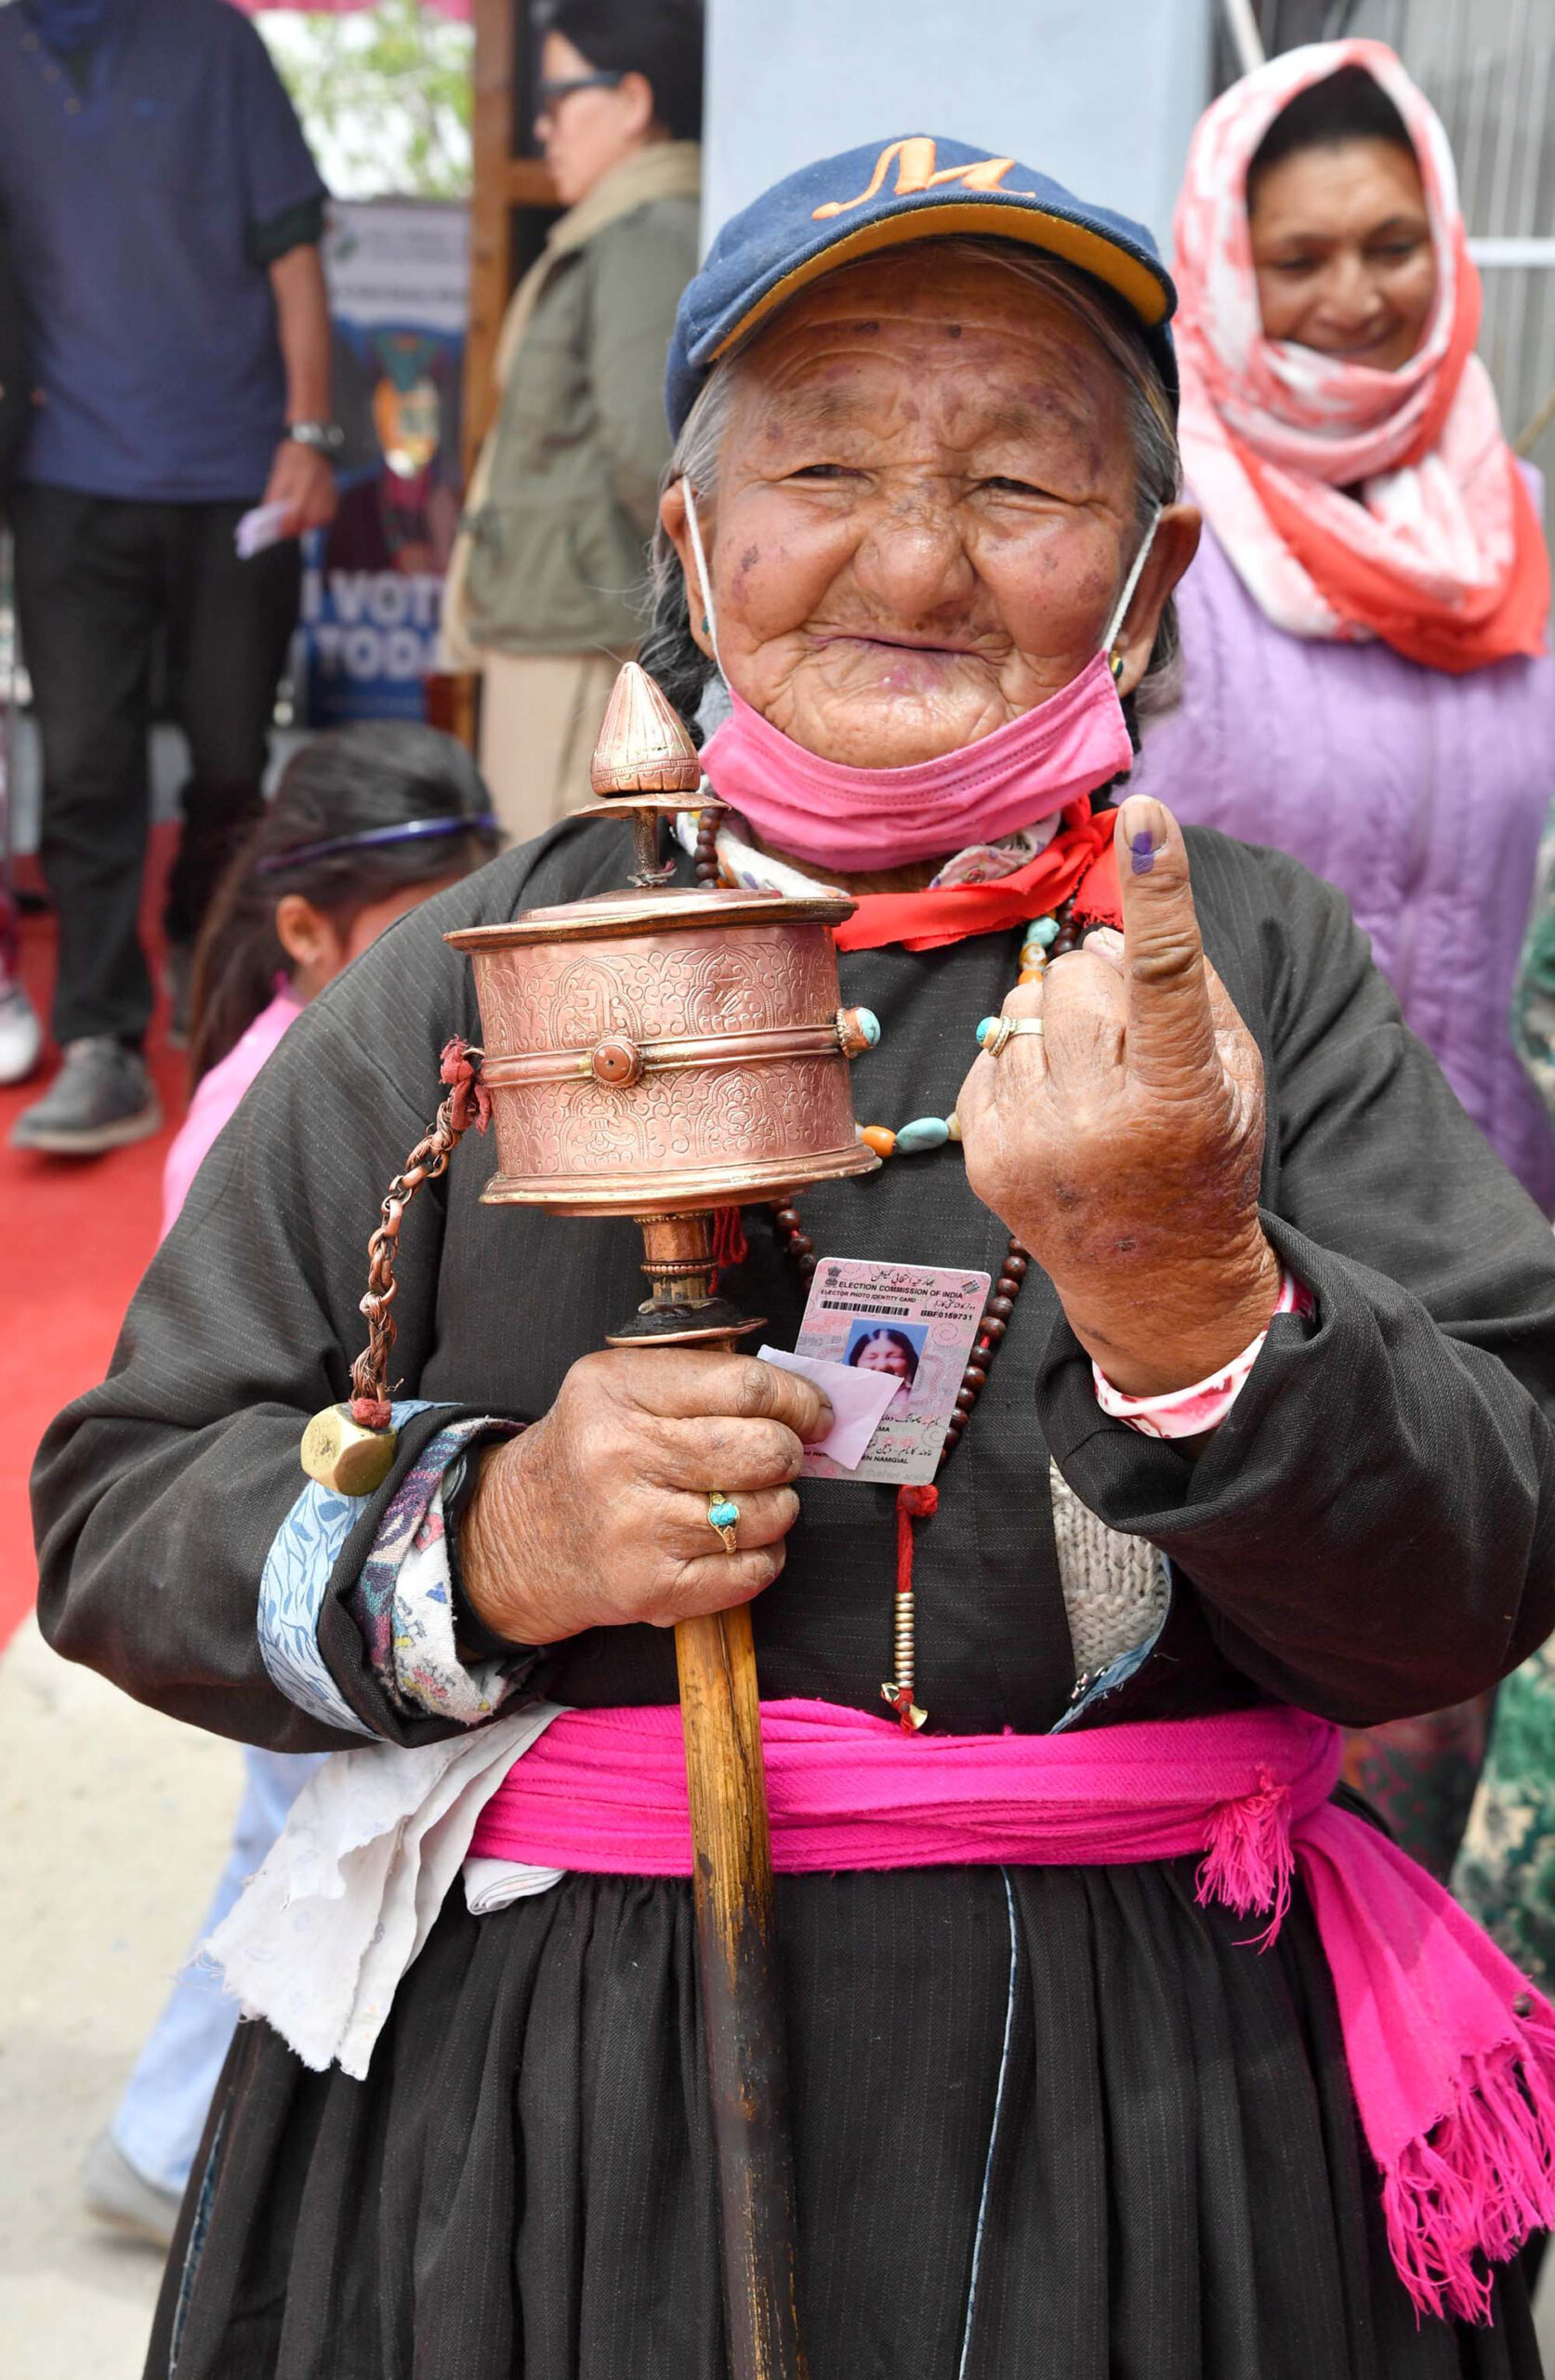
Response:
[1133,512,1555,1212]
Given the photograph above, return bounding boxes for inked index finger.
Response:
[1114,794,1219,1091]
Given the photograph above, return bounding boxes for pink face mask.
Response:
[687,487,1156,874]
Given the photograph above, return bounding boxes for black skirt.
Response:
[150,1860,1541,2380]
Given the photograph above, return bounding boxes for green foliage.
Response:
[257,0,474,201]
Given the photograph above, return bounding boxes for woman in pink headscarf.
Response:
[1135,42,1554,1230]
[1135,42,1555,1880]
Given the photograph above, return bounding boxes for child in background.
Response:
[84,721,500,2246]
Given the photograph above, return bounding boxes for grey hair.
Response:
[639,235,1184,739]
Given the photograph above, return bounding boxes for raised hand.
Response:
[956,793,1281,1396]
[459,1349,833,1647]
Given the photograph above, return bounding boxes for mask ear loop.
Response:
[680,482,728,685]
[1102,505,1163,686]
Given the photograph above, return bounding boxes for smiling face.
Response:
[853,1331,915,1382]
[661,246,1196,770]
[1248,136,1436,371]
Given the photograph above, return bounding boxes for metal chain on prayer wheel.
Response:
[304,661,884,2380]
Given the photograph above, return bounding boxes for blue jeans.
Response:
[112,1744,324,2195]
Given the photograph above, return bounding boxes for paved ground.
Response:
[0,1617,242,2380]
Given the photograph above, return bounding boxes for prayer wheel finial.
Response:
[590,661,702,796]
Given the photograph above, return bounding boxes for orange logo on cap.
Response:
[812,138,1017,220]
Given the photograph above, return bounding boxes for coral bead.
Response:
[859,1126,897,1157]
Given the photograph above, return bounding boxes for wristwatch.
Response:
[285,419,345,456]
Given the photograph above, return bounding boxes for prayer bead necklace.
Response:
[696,803,1082,1733]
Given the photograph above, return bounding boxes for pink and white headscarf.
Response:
[1174,39,1548,673]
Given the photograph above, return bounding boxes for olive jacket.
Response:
[445,142,701,662]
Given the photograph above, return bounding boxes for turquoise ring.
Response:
[707,1492,741,1554]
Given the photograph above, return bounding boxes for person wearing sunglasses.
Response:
[441,0,704,841]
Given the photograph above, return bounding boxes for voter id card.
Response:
[794,1258,991,1485]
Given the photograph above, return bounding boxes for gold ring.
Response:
[706,1491,740,1554]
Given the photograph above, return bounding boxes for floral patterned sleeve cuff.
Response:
[258,1404,532,1734]
[1092,1270,1315,1441]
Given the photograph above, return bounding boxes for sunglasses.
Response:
[535,70,626,113]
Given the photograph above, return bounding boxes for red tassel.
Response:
[439,1037,491,1134]
[710,1205,748,1289]
[884,1485,938,1732]
[349,1395,393,1431]
[896,1482,939,1582]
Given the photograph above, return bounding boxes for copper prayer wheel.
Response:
[445,885,879,1219]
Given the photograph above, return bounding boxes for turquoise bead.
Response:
[895,1117,951,1154]
[976,1016,1001,1048]
[852,1006,881,1048]
[707,1498,741,1529]
[1023,915,1060,948]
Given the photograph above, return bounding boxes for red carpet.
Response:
[0,829,186,1648]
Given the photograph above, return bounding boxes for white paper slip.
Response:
[756,1346,898,1471]
[234,500,293,559]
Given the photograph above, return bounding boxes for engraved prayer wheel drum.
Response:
[445,883,880,1218]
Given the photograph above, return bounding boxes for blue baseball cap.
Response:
[665,134,1179,435]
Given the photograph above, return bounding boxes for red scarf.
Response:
[833,800,1122,954]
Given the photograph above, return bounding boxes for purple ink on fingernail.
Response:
[1130,829,1157,876]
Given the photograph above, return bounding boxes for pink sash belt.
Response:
[472,1697,1555,2324]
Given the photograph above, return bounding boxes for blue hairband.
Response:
[255,813,499,876]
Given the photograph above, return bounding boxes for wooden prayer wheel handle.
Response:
[677,1599,808,2380]
[614,1214,806,2380]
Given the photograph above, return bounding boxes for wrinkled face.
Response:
[665,248,1191,770]
[535,31,652,209]
[1248,137,1436,371]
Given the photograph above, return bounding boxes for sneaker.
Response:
[0,981,42,1086]
[82,2129,182,2250]
[7,1037,161,1155]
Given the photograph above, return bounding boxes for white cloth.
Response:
[206,1703,566,2079]
[462,1853,570,1916]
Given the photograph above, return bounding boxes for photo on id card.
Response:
[795,1258,992,1485]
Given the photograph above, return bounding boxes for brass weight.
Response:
[299,1403,399,1498]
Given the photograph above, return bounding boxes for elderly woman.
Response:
[33,139,1555,2379]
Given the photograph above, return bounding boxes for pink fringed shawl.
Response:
[470,1697,1555,2322]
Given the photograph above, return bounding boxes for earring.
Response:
[702,614,711,634]
[1109,649,1126,684]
